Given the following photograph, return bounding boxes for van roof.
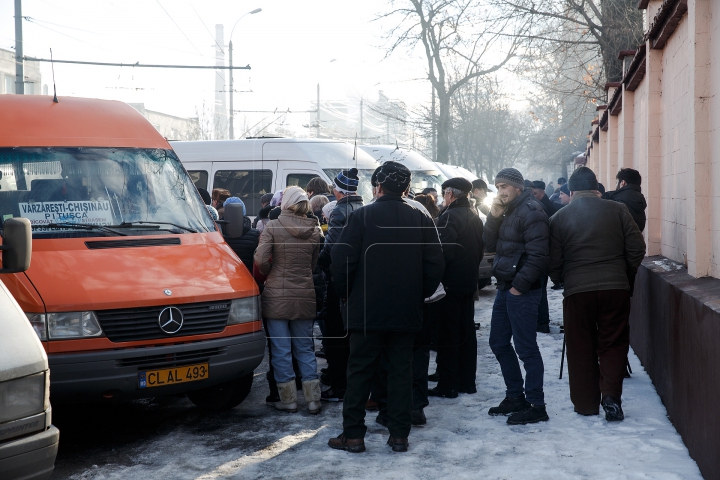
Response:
[0,95,170,149]
[171,138,379,170]
[359,145,442,173]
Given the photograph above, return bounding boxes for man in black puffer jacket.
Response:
[430,177,484,398]
[483,167,550,426]
[602,168,647,232]
[223,203,260,272]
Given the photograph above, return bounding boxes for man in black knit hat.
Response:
[328,161,444,453]
[549,167,645,421]
[318,167,364,402]
[483,167,550,425]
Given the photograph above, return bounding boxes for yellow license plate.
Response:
[138,363,209,388]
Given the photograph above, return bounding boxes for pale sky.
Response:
[0,0,443,136]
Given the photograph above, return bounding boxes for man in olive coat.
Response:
[549,167,646,421]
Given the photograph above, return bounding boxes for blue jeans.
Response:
[489,288,545,405]
[265,319,319,384]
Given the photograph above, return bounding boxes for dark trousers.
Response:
[563,289,631,414]
[376,303,435,419]
[436,292,477,392]
[538,276,550,328]
[324,283,349,391]
[343,330,415,439]
[489,288,545,405]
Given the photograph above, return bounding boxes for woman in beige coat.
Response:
[254,186,324,414]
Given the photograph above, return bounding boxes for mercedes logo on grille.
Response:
[158,306,184,334]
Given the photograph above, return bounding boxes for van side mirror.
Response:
[0,218,32,273]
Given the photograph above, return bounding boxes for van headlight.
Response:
[0,372,45,423]
[47,311,104,339]
[26,313,47,340]
[227,296,260,325]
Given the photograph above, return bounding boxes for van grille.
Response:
[96,301,231,342]
[117,347,227,369]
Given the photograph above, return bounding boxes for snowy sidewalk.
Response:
[64,287,702,480]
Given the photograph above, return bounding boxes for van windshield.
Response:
[323,169,376,204]
[410,170,447,194]
[0,148,216,238]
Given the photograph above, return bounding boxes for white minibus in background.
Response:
[171,138,380,214]
[358,145,447,194]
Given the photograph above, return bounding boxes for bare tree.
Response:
[378,0,527,164]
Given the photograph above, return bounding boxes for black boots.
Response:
[602,396,624,421]
[488,395,531,416]
[428,387,458,398]
[507,404,549,425]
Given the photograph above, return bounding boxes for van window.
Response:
[286,173,317,190]
[213,170,272,216]
[323,169,376,204]
[188,170,208,190]
[0,148,216,238]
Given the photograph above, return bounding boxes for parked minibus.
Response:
[0,96,265,410]
[171,138,380,213]
[358,145,447,194]
[0,218,59,480]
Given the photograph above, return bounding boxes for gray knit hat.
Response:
[494,168,525,191]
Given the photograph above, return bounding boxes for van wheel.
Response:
[186,372,254,411]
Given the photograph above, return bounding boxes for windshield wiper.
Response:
[117,221,197,234]
[45,223,129,236]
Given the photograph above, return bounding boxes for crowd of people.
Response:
[197,161,648,453]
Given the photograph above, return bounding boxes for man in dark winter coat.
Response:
[550,167,645,421]
[532,180,560,218]
[327,161,444,454]
[430,177,484,398]
[484,168,550,425]
[531,180,557,333]
[317,168,365,401]
[602,168,647,232]
[223,203,260,272]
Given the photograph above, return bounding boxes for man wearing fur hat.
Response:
[549,167,645,421]
[318,168,365,402]
[429,177,484,398]
[483,167,551,425]
[328,161,444,453]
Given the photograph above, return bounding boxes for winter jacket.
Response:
[319,194,364,272]
[436,197,484,294]
[331,194,445,332]
[254,211,323,320]
[483,189,550,293]
[602,184,647,232]
[253,204,274,231]
[549,191,646,297]
[539,194,560,218]
[224,216,260,272]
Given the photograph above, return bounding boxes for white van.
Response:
[171,138,380,211]
[0,218,59,480]
[358,145,447,194]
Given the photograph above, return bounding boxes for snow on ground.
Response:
[64,287,702,480]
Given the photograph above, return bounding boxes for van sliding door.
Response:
[210,161,276,217]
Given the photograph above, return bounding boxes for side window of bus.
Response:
[213,170,272,216]
[286,173,318,191]
[188,170,208,191]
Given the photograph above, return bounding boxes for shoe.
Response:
[328,434,365,453]
[428,387,458,398]
[265,392,280,404]
[602,396,624,421]
[551,283,563,290]
[320,388,345,402]
[424,283,446,303]
[507,404,549,425]
[428,372,440,382]
[273,381,298,413]
[375,414,388,427]
[386,436,409,452]
[474,322,480,330]
[302,379,322,415]
[537,323,550,333]
[411,409,427,426]
[458,385,477,394]
[365,399,379,411]
[320,372,332,386]
[488,395,531,416]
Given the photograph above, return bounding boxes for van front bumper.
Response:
[48,330,265,403]
[0,424,59,480]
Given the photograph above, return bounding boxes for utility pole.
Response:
[228,39,234,139]
[359,98,363,142]
[14,0,24,94]
[316,83,320,138]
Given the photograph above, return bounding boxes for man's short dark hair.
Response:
[616,168,641,186]
[557,177,567,185]
[472,179,488,191]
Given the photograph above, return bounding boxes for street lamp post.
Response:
[229,8,262,139]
